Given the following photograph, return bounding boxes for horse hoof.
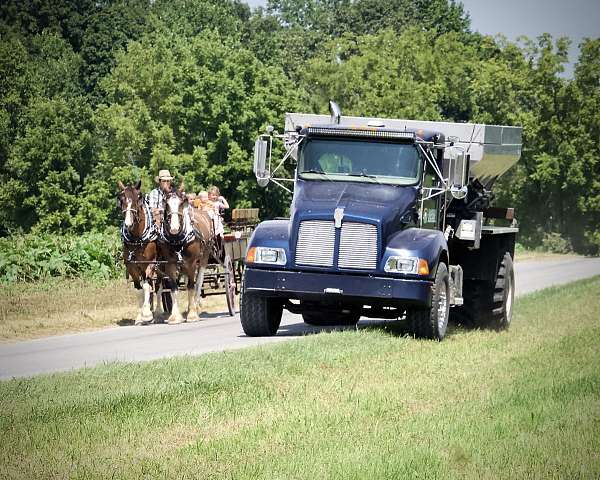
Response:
[187,313,200,323]
[135,319,149,326]
[168,316,185,325]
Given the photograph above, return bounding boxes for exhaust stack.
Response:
[329,101,342,124]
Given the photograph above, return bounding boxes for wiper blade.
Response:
[344,171,381,183]
[299,169,334,181]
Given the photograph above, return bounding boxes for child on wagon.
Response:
[207,186,229,252]
[208,186,229,216]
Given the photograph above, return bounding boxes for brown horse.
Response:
[117,180,159,325]
[159,183,214,324]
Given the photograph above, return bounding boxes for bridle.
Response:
[119,192,142,230]
[165,192,186,234]
[122,203,139,224]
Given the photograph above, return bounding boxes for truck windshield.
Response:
[298,138,421,185]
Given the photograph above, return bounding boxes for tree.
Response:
[0,32,93,234]
[562,38,600,252]
[0,0,98,51]
[300,28,476,120]
[90,30,303,224]
[266,0,470,37]
[79,0,151,103]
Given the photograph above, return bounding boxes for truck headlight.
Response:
[384,256,429,275]
[246,246,287,265]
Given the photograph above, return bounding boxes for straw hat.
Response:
[155,169,174,182]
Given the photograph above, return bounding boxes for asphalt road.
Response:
[1,256,599,380]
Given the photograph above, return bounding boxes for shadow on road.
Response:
[117,318,135,326]
[270,317,469,339]
[269,318,409,338]
[116,310,233,328]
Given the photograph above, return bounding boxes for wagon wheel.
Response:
[224,254,236,316]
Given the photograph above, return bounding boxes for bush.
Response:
[540,232,573,254]
[0,228,123,283]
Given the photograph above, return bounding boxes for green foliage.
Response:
[302,28,477,120]
[80,0,151,103]
[266,0,470,37]
[540,232,573,254]
[0,229,122,283]
[93,30,302,219]
[0,0,599,265]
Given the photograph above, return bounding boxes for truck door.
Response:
[420,154,440,230]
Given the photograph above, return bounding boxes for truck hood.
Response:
[291,179,418,240]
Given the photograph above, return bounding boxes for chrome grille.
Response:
[338,222,378,270]
[295,220,335,267]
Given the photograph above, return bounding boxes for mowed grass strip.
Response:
[1,278,599,479]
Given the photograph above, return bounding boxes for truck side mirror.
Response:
[446,146,468,199]
[254,137,270,187]
[450,185,468,200]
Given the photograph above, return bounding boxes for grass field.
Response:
[0,278,231,342]
[1,277,598,479]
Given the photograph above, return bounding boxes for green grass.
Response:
[1,278,599,479]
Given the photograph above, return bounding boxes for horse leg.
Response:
[167,277,185,325]
[134,279,152,325]
[186,287,199,323]
[187,266,205,322]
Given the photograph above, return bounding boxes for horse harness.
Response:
[163,206,216,251]
[121,201,159,263]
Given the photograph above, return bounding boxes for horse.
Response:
[159,182,215,324]
[117,180,160,325]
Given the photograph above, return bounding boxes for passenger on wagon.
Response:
[208,186,229,251]
[193,191,213,211]
[208,185,229,216]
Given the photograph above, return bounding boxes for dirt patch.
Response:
[0,278,233,342]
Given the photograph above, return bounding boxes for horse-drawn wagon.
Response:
[194,208,259,316]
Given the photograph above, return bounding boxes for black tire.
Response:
[240,292,283,336]
[457,252,514,330]
[406,262,450,340]
[490,252,514,330]
[302,312,360,326]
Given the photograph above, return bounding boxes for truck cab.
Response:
[241,103,520,340]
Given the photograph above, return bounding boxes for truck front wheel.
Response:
[405,262,450,340]
[240,292,283,336]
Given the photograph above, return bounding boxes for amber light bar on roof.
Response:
[306,127,415,140]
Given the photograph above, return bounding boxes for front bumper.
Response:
[244,267,433,308]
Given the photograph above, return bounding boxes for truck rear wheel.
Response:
[302,312,360,326]
[405,262,450,340]
[240,292,283,336]
[490,252,514,330]
[458,252,514,330]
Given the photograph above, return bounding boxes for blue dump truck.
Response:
[240,102,521,340]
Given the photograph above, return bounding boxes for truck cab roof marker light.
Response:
[306,127,416,140]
